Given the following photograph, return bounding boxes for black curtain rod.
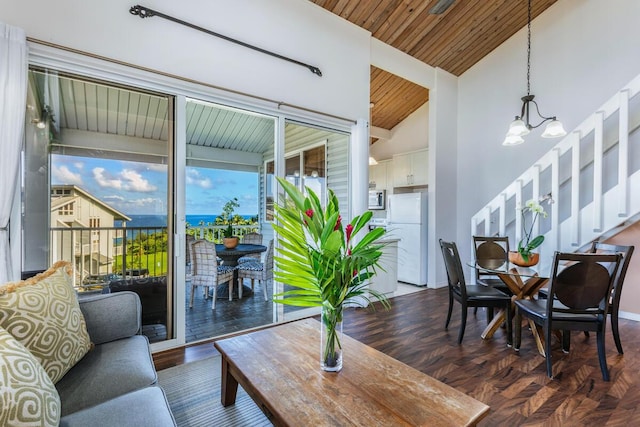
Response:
[129,5,322,77]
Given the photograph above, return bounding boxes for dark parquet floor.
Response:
[154,287,640,426]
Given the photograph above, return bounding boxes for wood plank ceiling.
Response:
[310,0,558,141]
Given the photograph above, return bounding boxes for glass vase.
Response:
[320,305,343,372]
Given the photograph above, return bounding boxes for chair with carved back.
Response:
[588,241,634,354]
[472,235,511,320]
[514,252,622,380]
[440,239,512,345]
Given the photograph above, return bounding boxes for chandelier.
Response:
[503,0,566,146]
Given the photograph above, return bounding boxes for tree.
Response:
[216,198,240,224]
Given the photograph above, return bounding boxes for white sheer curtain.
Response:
[0,23,27,283]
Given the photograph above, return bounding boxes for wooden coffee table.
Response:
[214,318,489,426]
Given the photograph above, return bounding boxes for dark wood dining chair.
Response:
[538,241,634,354]
[473,236,510,290]
[588,242,634,354]
[440,239,512,345]
[514,252,622,381]
[472,236,511,320]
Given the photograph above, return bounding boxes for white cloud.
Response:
[93,167,123,189]
[120,169,158,192]
[52,165,83,186]
[93,167,157,192]
[73,162,84,170]
[103,194,125,202]
[186,169,213,189]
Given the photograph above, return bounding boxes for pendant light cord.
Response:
[526,0,531,96]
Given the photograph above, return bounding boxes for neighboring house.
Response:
[50,185,131,283]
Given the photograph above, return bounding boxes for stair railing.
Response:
[472,72,640,267]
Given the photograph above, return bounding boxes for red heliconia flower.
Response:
[352,269,358,277]
[334,215,342,231]
[347,248,352,256]
[305,209,314,219]
[345,224,354,242]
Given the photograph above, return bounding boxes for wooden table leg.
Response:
[528,319,546,357]
[481,310,505,340]
[220,357,239,406]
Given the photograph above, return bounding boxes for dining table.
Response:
[215,243,267,299]
[468,260,550,356]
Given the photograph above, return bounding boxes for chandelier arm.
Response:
[526,99,556,129]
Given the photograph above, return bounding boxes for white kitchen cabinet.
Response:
[392,149,428,187]
[369,160,390,191]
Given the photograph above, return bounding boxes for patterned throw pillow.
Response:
[0,261,92,384]
[0,326,61,427]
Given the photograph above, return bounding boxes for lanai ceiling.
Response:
[309,0,558,140]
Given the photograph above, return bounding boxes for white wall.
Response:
[0,0,371,121]
[456,0,640,263]
[370,102,429,161]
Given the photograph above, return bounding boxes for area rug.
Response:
[157,356,272,427]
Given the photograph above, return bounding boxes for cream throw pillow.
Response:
[0,261,92,384]
[0,326,61,427]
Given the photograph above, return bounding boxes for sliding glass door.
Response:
[24,67,175,343]
[183,98,276,343]
[22,49,353,348]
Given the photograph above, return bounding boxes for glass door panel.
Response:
[184,98,276,343]
[24,68,174,343]
[279,121,348,321]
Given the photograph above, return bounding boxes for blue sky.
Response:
[51,154,259,216]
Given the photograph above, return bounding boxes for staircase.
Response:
[471,73,640,270]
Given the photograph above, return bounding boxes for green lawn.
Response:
[114,251,168,277]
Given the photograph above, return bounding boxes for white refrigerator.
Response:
[387,192,428,286]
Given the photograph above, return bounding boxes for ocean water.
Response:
[118,214,256,228]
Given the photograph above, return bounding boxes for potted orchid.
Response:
[511,193,553,266]
[272,177,390,372]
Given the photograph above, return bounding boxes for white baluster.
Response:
[618,90,629,217]
[593,111,604,232]
[571,131,581,246]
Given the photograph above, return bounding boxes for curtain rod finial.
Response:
[130,5,155,18]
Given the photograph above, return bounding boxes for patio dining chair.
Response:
[190,240,235,309]
[440,239,512,345]
[514,251,622,380]
[238,232,263,264]
[236,239,273,301]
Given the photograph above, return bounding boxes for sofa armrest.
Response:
[79,291,142,345]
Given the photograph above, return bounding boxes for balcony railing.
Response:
[50,223,259,291]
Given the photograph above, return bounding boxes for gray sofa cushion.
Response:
[59,386,176,427]
[56,335,157,416]
[79,291,141,345]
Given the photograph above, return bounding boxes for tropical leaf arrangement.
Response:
[272,177,390,311]
[272,177,390,369]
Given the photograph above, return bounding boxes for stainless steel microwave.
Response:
[368,190,386,210]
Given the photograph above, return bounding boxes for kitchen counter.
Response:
[369,238,399,296]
